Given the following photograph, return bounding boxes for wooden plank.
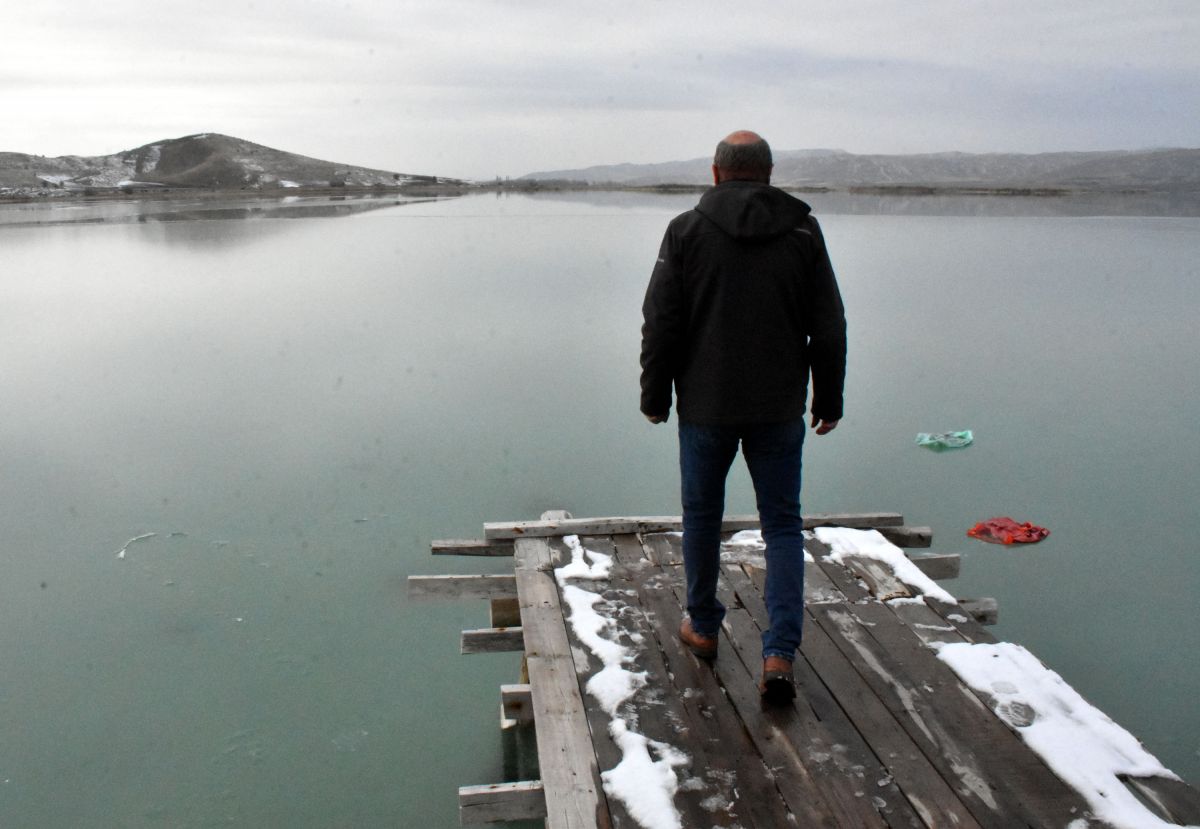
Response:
[876,525,933,548]
[501,683,534,726]
[959,597,999,625]
[490,597,522,627]
[485,511,904,539]
[568,536,774,829]
[549,537,635,828]
[841,554,913,602]
[460,627,524,654]
[705,572,905,827]
[638,530,680,566]
[432,538,515,556]
[926,600,1000,645]
[612,535,842,829]
[443,517,1200,829]
[407,574,517,600]
[1121,774,1200,825]
[906,552,961,581]
[800,552,851,605]
[812,557,1096,828]
[490,515,657,539]
[806,601,1014,828]
[487,515,751,539]
[459,780,546,824]
[733,559,979,828]
[513,537,608,829]
[811,537,972,626]
[803,511,904,529]
[889,600,971,648]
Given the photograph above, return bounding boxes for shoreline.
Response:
[6,179,1195,206]
[0,181,475,205]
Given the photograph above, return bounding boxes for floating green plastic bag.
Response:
[916,430,974,450]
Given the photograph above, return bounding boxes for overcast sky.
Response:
[5,0,1197,180]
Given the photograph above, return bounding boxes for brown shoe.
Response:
[759,656,796,704]
[679,618,718,660]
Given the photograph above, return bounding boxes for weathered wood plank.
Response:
[906,552,961,581]
[841,553,913,602]
[812,556,1096,828]
[807,601,1016,828]
[888,600,971,648]
[959,597,999,626]
[513,537,608,829]
[460,626,524,654]
[563,535,775,829]
[875,525,933,547]
[549,536,638,829]
[437,517,1200,829]
[459,780,546,824]
[501,683,534,726]
[734,559,979,828]
[432,538,515,556]
[614,535,842,829]
[648,530,851,605]
[641,526,928,574]
[407,574,517,600]
[804,511,904,528]
[487,515,753,539]
[1121,774,1200,825]
[485,511,905,539]
[753,535,1008,825]
[638,530,679,566]
[706,573,905,827]
[928,600,999,645]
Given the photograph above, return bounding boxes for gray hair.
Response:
[713,138,773,181]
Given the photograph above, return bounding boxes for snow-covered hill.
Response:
[0,133,461,193]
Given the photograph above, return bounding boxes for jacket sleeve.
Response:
[640,227,684,419]
[803,217,847,422]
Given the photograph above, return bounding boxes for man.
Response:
[639,130,846,703]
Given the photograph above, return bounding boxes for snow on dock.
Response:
[411,511,1200,828]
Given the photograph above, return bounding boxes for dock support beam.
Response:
[459,781,546,825]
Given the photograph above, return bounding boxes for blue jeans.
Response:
[679,417,807,660]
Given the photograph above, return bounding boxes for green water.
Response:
[1,191,1196,827]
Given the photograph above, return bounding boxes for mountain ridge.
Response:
[520,147,1200,191]
[0,133,462,194]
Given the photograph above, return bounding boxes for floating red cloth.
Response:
[967,517,1051,545]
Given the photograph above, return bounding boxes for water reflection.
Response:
[0,193,457,229]
[502,187,1200,217]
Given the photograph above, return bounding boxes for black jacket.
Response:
[640,180,846,424]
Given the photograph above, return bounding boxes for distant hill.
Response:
[0,133,462,193]
[521,148,1200,191]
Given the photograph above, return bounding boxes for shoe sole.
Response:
[759,674,796,704]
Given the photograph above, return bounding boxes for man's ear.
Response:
[711,164,721,185]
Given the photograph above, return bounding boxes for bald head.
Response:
[713,130,772,184]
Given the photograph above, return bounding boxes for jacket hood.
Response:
[694,180,812,242]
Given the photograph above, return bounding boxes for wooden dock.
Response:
[412,512,1200,828]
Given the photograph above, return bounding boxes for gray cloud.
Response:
[3,0,1197,178]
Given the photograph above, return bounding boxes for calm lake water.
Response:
[1,190,1197,827]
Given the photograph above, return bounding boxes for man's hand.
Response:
[645,413,668,424]
[811,415,839,435]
